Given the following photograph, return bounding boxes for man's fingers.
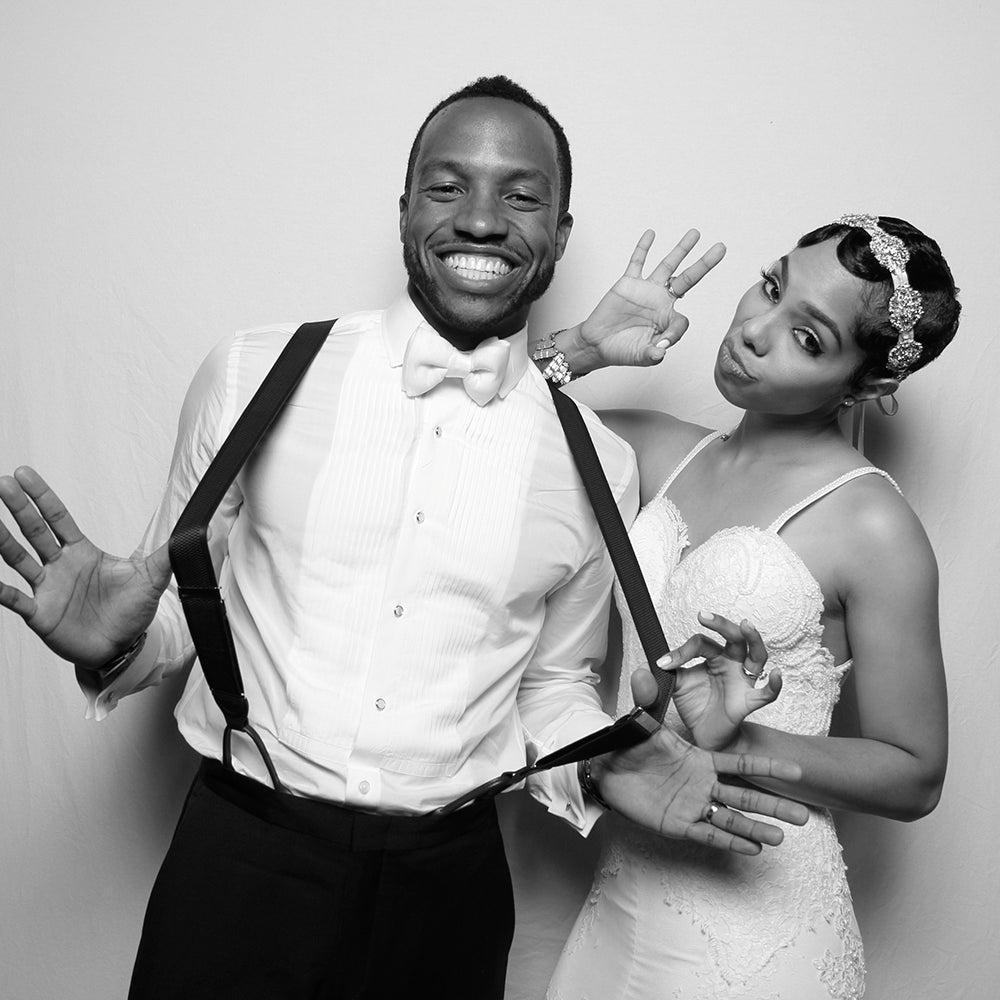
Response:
[684,822,764,856]
[714,750,803,787]
[0,474,60,562]
[0,519,44,586]
[630,666,661,706]
[625,229,656,277]
[0,579,37,620]
[14,467,84,547]
[701,803,787,847]
[713,779,809,827]
[647,229,701,285]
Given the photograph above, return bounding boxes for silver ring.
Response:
[666,277,685,299]
[703,801,722,823]
[741,664,764,682]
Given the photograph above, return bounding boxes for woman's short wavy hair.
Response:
[797,217,961,387]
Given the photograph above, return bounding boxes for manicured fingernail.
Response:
[701,611,714,620]
[657,653,675,667]
[655,338,671,349]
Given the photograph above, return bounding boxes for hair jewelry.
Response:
[837,213,924,378]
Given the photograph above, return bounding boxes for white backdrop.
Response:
[2,2,997,998]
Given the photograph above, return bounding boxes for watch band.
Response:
[87,631,148,685]
[578,757,612,811]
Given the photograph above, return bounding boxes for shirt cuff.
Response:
[525,709,612,836]
[76,622,165,721]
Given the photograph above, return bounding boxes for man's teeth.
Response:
[442,254,513,280]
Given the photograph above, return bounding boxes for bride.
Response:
[540,215,958,999]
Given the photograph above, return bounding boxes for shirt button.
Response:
[433,425,443,438]
[393,604,404,617]
[414,510,425,523]
[375,698,386,711]
[358,780,371,795]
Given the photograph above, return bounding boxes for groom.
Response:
[0,76,805,998]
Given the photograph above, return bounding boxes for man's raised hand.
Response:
[0,467,171,669]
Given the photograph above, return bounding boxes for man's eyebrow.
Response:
[416,159,554,189]
[781,254,844,348]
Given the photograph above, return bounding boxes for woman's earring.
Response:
[842,397,856,408]
[876,394,899,417]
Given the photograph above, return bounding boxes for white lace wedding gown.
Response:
[547,432,896,1000]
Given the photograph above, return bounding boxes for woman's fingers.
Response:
[625,229,656,277]
[697,612,768,680]
[750,668,783,710]
[657,633,726,671]
[740,618,766,657]
[647,228,702,285]
[667,241,727,297]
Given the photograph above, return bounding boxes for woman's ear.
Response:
[853,375,900,403]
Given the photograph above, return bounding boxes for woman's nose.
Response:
[740,310,770,354]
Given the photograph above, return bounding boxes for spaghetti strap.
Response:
[768,466,903,533]
[653,431,726,502]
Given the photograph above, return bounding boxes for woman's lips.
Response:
[718,340,754,381]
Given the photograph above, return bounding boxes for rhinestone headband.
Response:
[837,213,924,378]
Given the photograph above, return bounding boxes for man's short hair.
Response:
[404,75,572,216]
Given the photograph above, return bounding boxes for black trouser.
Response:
[129,759,514,999]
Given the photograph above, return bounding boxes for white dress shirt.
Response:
[82,295,638,832]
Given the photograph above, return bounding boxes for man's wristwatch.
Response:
[531,330,576,386]
[578,757,612,811]
[86,632,148,684]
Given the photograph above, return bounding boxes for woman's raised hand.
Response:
[568,229,726,374]
[652,612,782,752]
[0,467,172,670]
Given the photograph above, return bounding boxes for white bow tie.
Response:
[401,325,512,406]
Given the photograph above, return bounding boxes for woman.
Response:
[541,216,959,999]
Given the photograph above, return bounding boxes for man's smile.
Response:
[440,253,514,281]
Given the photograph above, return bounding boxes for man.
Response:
[0,76,804,998]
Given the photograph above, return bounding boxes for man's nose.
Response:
[453,190,509,239]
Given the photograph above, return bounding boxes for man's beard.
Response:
[403,241,555,339]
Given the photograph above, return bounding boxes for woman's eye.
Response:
[759,269,779,302]
[794,329,822,356]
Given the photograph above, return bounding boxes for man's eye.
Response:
[428,184,462,199]
[507,192,540,207]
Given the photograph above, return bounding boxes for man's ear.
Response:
[852,375,900,404]
[399,194,409,244]
[554,212,574,262]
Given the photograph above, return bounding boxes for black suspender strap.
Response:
[168,320,336,791]
[547,383,674,721]
[167,327,669,809]
[435,383,673,815]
